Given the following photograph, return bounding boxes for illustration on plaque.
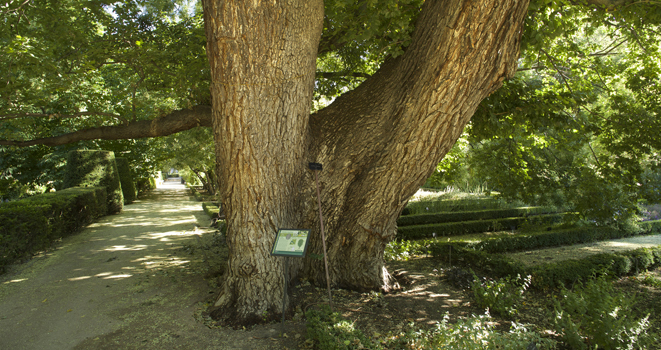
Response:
[271,229,311,257]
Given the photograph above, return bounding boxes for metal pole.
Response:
[281,257,287,330]
[313,169,333,312]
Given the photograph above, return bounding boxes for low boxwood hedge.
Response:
[431,222,661,289]
[202,202,220,217]
[441,220,661,254]
[0,187,107,272]
[404,198,505,215]
[397,214,564,240]
[397,207,553,227]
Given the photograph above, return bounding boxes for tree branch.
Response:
[316,71,372,79]
[0,105,212,147]
[0,111,122,121]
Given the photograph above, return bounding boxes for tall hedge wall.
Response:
[0,187,107,272]
[115,157,137,204]
[63,150,123,214]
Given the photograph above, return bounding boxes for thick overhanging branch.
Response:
[0,105,212,147]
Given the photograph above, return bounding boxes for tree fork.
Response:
[302,0,530,291]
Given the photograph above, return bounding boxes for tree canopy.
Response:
[3,0,660,222]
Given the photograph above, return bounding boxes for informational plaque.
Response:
[271,229,311,257]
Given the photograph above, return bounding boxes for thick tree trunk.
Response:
[302,0,530,290]
[201,0,528,322]
[202,0,324,322]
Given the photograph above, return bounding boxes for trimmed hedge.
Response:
[404,198,511,215]
[431,221,661,289]
[0,187,107,272]
[397,214,564,240]
[202,202,220,217]
[435,220,661,254]
[397,207,553,226]
[63,150,123,214]
[483,221,661,253]
[440,245,661,289]
[115,157,137,204]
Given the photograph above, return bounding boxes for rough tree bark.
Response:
[201,0,324,322]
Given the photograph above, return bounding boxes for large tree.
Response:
[2,0,659,322]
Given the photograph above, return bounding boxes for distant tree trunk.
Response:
[205,168,217,196]
[202,0,324,322]
[202,0,528,322]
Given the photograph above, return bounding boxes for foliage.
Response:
[63,150,123,213]
[1,0,659,226]
[305,305,376,350]
[305,306,557,350]
[159,127,217,194]
[0,186,107,272]
[457,1,661,225]
[384,239,433,261]
[389,313,557,350]
[115,157,136,204]
[471,273,531,319]
[0,144,74,200]
[314,0,423,105]
[554,275,652,350]
[135,177,156,195]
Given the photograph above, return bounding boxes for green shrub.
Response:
[554,275,652,349]
[384,239,434,261]
[63,150,123,214]
[136,177,157,195]
[397,207,553,226]
[471,274,531,319]
[306,306,376,350]
[428,220,661,255]
[202,202,220,217]
[431,243,661,290]
[397,214,563,240]
[389,313,557,349]
[115,157,137,204]
[404,198,507,215]
[0,187,107,272]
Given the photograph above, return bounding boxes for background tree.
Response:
[428,1,661,225]
[160,127,218,194]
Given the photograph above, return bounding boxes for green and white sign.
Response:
[271,229,310,257]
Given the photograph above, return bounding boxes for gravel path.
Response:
[0,184,299,350]
[508,233,661,266]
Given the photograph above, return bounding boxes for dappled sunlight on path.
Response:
[0,186,217,350]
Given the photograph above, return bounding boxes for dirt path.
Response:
[0,184,302,350]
